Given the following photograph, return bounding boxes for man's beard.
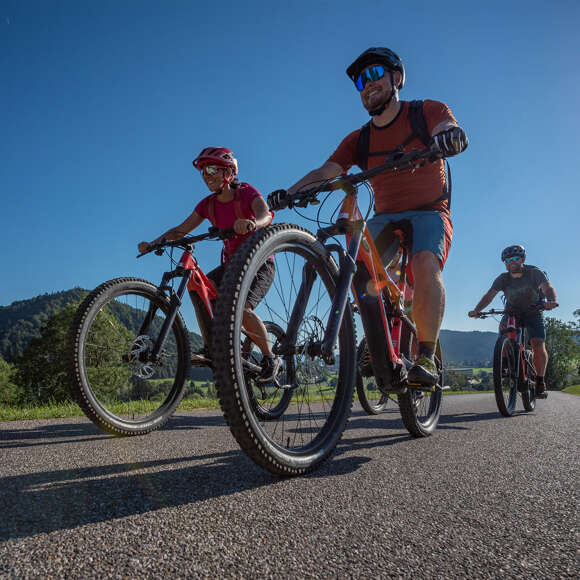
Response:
[363,86,394,117]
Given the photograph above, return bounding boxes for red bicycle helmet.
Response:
[192,147,238,175]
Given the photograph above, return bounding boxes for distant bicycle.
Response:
[475,305,552,416]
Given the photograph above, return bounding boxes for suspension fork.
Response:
[511,328,522,380]
[320,229,362,360]
[145,269,192,360]
[280,261,318,354]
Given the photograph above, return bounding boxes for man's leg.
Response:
[530,337,549,397]
[530,338,548,376]
[525,313,548,396]
[406,250,444,384]
[411,250,445,345]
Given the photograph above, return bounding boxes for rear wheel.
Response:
[397,325,443,437]
[521,349,537,412]
[67,277,190,435]
[356,338,389,415]
[493,336,518,417]
[212,224,356,476]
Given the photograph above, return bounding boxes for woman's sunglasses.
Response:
[355,65,386,91]
[504,256,522,263]
[201,165,223,176]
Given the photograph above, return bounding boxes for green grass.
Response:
[0,401,84,422]
[563,384,580,395]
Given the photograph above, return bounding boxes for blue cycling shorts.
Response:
[366,209,453,268]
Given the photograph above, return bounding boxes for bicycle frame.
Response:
[139,242,217,361]
[502,315,531,388]
[282,184,415,392]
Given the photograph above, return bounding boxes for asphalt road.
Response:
[0,392,578,579]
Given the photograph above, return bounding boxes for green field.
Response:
[563,384,580,395]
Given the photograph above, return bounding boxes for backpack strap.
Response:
[207,193,217,226]
[355,100,452,210]
[356,122,372,171]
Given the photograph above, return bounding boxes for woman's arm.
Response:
[138,210,204,253]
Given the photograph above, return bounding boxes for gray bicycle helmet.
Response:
[501,245,526,261]
[346,47,405,89]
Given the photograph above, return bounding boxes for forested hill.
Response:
[1,289,498,365]
[0,288,88,359]
[439,329,497,367]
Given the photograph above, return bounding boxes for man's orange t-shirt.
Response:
[327,100,456,214]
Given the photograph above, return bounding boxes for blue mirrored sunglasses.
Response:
[504,256,521,263]
[355,65,386,91]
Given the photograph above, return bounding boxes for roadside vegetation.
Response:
[1,303,578,422]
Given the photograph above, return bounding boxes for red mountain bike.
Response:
[211,146,446,476]
[67,227,292,435]
[475,307,548,416]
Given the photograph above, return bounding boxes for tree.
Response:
[544,316,580,390]
[14,304,78,404]
[0,356,19,405]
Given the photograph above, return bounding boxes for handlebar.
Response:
[270,145,443,211]
[474,302,558,318]
[137,227,235,258]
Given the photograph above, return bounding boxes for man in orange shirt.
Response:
[272,47,468,385]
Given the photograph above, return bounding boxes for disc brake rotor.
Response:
[128,335,161,379]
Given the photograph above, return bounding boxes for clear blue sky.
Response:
[1,0,579,334]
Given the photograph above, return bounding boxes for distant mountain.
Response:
[1,289,498,366]
[0,288,88,359]
[439,329,497,366]
[0,288,203,361]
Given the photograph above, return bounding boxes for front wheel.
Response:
[212,224,357,476]
[356,338,389,415]
[397,325,443,437]
[493,336,518,417]
[67,277,190,435]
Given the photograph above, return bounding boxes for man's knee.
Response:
[412,251,442,281]
[530,337,545,349]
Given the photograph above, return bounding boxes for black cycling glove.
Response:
[267,189,289,210]
[432,126,468,157]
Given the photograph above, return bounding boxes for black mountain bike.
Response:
[211,146,446,476]
[475,308,546,416]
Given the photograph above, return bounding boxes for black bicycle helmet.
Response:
[501,245,526,261]
[346,47,405,89]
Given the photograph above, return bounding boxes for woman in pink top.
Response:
[138,147,280,382]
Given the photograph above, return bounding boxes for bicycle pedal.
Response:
[191,355,212,367]
[408,383,437,392]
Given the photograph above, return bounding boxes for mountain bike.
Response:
[211,146,446,476]
[475,307,547,416]
[67,227,292,435]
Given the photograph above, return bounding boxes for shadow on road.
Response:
[0,413,369,542]
[0,413,227,450]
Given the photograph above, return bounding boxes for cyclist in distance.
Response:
[269,47,468,386]
[138,147,281,382]
[468,245,558,397]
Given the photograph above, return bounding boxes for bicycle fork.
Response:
[142,269,192,361]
